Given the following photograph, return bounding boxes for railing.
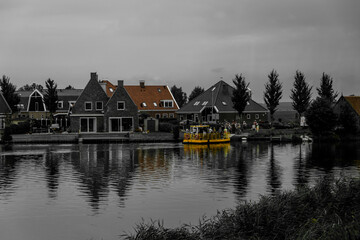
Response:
[184,132,230,140]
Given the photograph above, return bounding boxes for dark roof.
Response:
[0,93,12,114]
[177,80,267,114]
[344,96,360,116]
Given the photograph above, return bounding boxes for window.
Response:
[141,102,147,107]
[155,113,160,119]
[85,102,92,111]
[169,113,174,118]
[157,88,161,92]
[117,101,125,110]
[109,88,114,93]
[194,101,200,106]
[247,114,251,119]
[96,101,103,110]
[35,102,39,111]
[80,117,96,132]
[222,101,227,106]
[162,113,168,118]
[161,100,173,108]
[202,101,208,105]
[57,101,63,109]
[255,114,259,119]
[109,117,134,132]
[153,102,157,107]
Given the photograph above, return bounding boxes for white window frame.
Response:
[96,101,103,110]
[80,117,97,133]
[109,117,134,132]
[161,100,173,108]
[57,101,64,109]
[202,101,208,106]
[85,102,92,111]
[117,101,125,110]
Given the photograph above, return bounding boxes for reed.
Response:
[123,177,360,240]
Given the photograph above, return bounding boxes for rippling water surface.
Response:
[1,142,360,239]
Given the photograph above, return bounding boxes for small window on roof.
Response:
[153,102,157,107]
[247,101,250,105]
[202,101,208,105]
[141,102,147,107]
[222,101,227,106]
[109,88,114,93]
[194,101,200,106]
[158,88,161,92]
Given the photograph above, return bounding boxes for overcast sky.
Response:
[1,0,359,102]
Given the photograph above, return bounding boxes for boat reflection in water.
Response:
[183,143,231,162]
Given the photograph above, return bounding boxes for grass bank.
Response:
[123,177,360,240]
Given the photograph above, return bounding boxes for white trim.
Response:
[80,117,97,133]
[95,101,103,110]
[117,101,125,110]
[84,101,92,111]
[108,117,134,132]
[57,100,64,109]
[167,85,180,109]
[27,89,47,112]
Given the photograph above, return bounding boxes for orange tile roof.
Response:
[124,85,179,111]
[344,96,360,116]
[100,80,117,97]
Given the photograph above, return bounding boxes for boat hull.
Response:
[183,138,230,144]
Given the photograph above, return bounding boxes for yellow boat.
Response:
[183,125,231,144]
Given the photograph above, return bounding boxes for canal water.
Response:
[1,142,360,239]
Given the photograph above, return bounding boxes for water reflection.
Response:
[1,142,360,240]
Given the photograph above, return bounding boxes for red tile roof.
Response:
[124,85,179,111]
[344,96,360,116]
[100,80,117,97]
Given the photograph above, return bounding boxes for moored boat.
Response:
[183,125,230,144]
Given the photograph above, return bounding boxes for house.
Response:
[334,95,360,129]
[261,102,298,124]
[124,81,179,119]
[15,88,81,130]
[177,80,268,125]
[0,92,12,133]
[70,72,138,133]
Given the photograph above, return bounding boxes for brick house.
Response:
[0,92,12,133]
[70,73,138,133]
[124,81,179,119]
[104,80,139,132]
[177,80,268,125]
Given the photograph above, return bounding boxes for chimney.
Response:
[118,80,124,87]
[140,80,145,88]
[91,72,98,81]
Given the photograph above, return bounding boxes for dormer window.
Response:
[222,101,227,106]
[194,101,200,106]
[153,102,157,107]
[161,100,173,108]
[141,102,147,107]
[202,101,208,106]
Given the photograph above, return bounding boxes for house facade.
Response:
[70,72,138,133]
[0,93,12,134]
[177,80,268,125]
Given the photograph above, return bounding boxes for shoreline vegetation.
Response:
[123,177,360,240]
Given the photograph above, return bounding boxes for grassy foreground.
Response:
[123,178,360,240]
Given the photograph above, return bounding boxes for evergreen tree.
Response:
[18,83,43,91]
[305,97,337,136]
[170,85,187,108]
[231,74,250,119]
[188,86,204,102]
[338,103,358,135]
[264,70,283,122]
[43,78,58,123]
[317,73,338,103]
[0,75,20,113]
[290,70,312,120]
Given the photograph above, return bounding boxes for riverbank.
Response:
[124,177,360,240]
[7,132,176,144]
